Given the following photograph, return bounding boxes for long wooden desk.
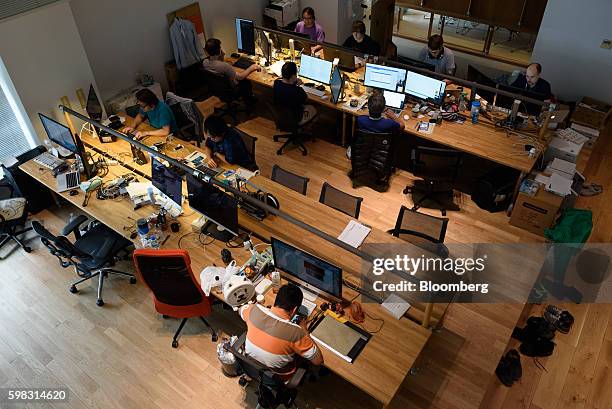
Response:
[21,130,438,407]
[233,57,549,175]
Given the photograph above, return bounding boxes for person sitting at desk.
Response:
[358,94,405,133]
[240,284,323,379]
[342,21,380,56]
[418,34,455,75]
[295,7,324,54]
[202,115,257,171]
[273,62,317,126]
[202,38,261,106]
[123,89,178,139]
[510,63,553,100]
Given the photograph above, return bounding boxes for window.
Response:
[0,0,61,21]
[0,57,37,163]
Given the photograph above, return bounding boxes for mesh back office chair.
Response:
[349,129,395,192]
[32,217,135,306]
[204,70,247,125]
[233,127,259,171]
[132,249,217,348]
[0,165,32,254]
[403,146,463,216]
[230,333,305,409]
[389,206,449,258]
[266,102,310,156]
[271,165,309,195]
[319,182,363,219]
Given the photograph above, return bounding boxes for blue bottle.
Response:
[471,100,481,124]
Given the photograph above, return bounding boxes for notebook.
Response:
[310,315,371,363]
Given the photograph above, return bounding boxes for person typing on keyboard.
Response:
[273,62,317,127]
[202,115,258,171]
[122,89,178,140]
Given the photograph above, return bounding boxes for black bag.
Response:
[471,167,518,212]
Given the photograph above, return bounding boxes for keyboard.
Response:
[233,57,255,69]
[302,85,326,98]
[33,152,65,170]
[196,164,222,179]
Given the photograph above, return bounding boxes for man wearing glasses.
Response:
[418,34,456,75]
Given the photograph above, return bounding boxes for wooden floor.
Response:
[1,110,610,408]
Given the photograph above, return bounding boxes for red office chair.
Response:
[132,249,218,348]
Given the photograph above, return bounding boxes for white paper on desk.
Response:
[337,220,371,248]
[268,60,285,77]
[382,294,411,320]
[125,182,151,199]
[235,168,259,181]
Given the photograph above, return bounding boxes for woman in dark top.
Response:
[342,21,380,56]
[272,62,317,126]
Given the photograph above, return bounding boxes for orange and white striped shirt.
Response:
[240,304,318,374]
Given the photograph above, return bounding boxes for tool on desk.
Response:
[161,235,170,246]
[82,190,92,207]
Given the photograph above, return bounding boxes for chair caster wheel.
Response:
[69,285,78,294]
[61,261,70,268]
[276,149,282,155]
[212,334,218,342]
[129,277,137,284]
[96,299,104,307]
[273,136,279,142]
[23,247,32,253]
[172,340,179,348]
[239,376,248,387]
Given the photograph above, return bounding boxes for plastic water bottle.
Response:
[136,218,150,248]
[471,100,481,124]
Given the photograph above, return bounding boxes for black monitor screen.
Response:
[186,175,239,236]
[151,157,182,207]
[271,237,342,300]
[38,113,78,153]
[497,84,546,116]
[86,84,102,121]
[236,18,255,55]
[330,66,343,104]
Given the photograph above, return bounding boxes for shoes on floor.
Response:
[496,349,522,387]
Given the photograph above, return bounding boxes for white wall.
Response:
[531,0,612,102]
[69,0,268,101]
[0,0,99,142]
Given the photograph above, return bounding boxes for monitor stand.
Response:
[202,221,235,242]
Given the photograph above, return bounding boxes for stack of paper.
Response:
[337,220,371,248]
[546,172,573,196]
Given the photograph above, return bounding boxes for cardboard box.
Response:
[510,189,563,236]
[571,96,612,130]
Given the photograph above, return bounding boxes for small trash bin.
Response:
[217,336,241,377]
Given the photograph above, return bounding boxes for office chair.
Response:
[403,146,463,216]
[132,249,217,348]
[388,206,449,258]
[230,333,305,409]
[349,129,395,192]
[0,166,32,254]
[166,93,204,147]
[32,217,135,306]
[233,127,259,171]
[266,102,310,156]
[204,70,248,125]
[319,182,363,219]
[271,165,309,195]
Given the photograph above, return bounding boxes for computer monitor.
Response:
[271,237,342,301]
[383,90,406,110]
[38,113,78,154]
[85,84,103,121]
[186,174,239,241]
[395,55,435,72]
[236,18,255,55]
[330,66,344,104]
[364,63,407,93]
[467,64,497,104]
[256,29,272,65]
[324,47,357,72]
[496,83,546,116]
[404,70,446,105]
[151,157,182,207]
[299,54,333,85]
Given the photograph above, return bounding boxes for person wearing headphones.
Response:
[295,7,324,54]
[342,21,380,56]
[418,34,455,75]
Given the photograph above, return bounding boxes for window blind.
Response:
[0,84,30,162]
[0,0,60,21]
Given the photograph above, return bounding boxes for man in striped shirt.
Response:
[240,284,323,378]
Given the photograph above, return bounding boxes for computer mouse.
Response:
[230,52,240,58]
[305,82,315,87]
[316,85,325,91]
[403,114,410,121]
[69,189,79,196]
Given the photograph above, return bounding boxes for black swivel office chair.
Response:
[319,182,363,219]
[349,129,395,192]
[271,165,309,195]
[230,333,305,409]
[403,146,463,216]
[266,102,310,156]
[233,127,259,171]
[388,206,449,258]
[204,70,247,125]
[0,165,32,254]
[32,216,135,306]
